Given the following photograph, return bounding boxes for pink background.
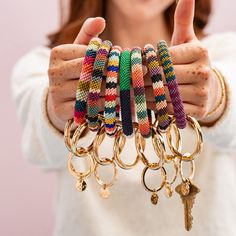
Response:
[1,0,236,235]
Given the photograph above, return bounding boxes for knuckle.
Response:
[198,65,211,81]
[196,87,208,100]
[198,107,207,118]
[48,67,58,79]
[198,45,209,58]
[51,46,61,56]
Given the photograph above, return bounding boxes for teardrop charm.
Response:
[151,192,159,205]
[76,179,87,192]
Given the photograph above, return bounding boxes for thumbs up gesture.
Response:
[167,0,226,125]
[47,17,106,131]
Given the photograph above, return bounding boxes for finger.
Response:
[169,43,205,65]
[171,0,197,46]
[145,84,203,105]
[166,102,206,120]
[50,44,87,62]
[74,17,106,45]
[144,61,209,87]
[49,58,84,83]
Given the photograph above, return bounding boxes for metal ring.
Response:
[71,121,94,157]
[114,123,143,170]
[64,119,75,152]
[179,159,195,182]
[141,167,167,193]
[94,158,118,188]
[92,124,115,165]
[166,115,203,161]
[155,116,182,162]
[68,152,95,180]
[164,158,178,185]
[136,125,165,170]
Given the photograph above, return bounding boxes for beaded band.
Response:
[131,47,150,138]
[158,40,186,129]
[144,44,170,131]
[87,40,112,131]
[74,38,102,125]
[104,46,122,136]
[119,49,133,136]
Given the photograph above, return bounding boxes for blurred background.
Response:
[1,0,236,235]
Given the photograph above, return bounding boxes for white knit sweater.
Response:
[11,32,236,236]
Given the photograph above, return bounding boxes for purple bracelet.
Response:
[157,40,186,129]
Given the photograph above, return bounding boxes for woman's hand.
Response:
[47,17,106,131]
[145,0,226,125]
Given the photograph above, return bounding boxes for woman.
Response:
[11,0,236,235]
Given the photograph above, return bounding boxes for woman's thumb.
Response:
[74,17,106,45]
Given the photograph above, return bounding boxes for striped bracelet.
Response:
[87,40,112,131]
[104,46,122,136]
[74,38,102,125]
[131,47,150,138]
[144,44,170,131]
[119,48,133,137]
[157,40,186,129]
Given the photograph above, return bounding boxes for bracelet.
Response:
[74,38,102,125]
[206,67,226,117]
[144,44,170,131]
[104,46,122,136]
[87,40,112,131]
[119,48,133,136]
[158,40,187,129]
[131,47,151,138]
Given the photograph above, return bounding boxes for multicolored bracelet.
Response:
[87,40,112,131]
[131,47,150,138]
[119,48,133,137]
[144,44,170,131]
[74,38,102,125]
[157,40,186,129]
[104,46,122,136]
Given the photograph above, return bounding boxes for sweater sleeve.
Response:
[11,47,68,171]
[201,32,236,151]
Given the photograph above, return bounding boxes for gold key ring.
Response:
[64,119,76,152]
[92,124,115,165]
[71,121,95,157]
[94,158,118,198]
[68,152,95,191]
[136,125,165,170]
[114,122,143,170]
[142,166,167,192]
[154,115,182,162]
[142,166,167,205]
[166,115,203,161]
[179,158,195,182]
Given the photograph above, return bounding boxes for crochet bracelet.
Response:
[104,46,122,136]
[131,47,150,138]
[158,40,187,129]
[144,44,170,131]
[119,49,133,137]
[74,38,102,125]
[87,40,112,131]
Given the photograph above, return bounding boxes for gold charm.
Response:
[151,192,159,205]
[76,179,87,192]
[175,179,200,231]
[100,184,110,199]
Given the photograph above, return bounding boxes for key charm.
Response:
[175,179,200,231]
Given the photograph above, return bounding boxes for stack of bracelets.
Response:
[64,38,203,231]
